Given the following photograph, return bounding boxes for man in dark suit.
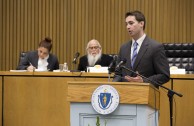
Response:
[17,37,59,71]
[78,39,113,71]
[114,11,170,87]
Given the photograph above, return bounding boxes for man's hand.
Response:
[124,75,143,82]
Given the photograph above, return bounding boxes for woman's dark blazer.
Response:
[17,50,59,71]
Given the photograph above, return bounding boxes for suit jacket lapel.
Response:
[47,55,51,69]
[95,55,102,65]
[133,37,149,70]
[32,51,39,68]
[125,41,133,69]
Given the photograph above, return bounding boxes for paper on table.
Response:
[87,65,108,73]
[53,69,60,72]
[170,66,185,74]
[10,70,27,72]
[35,69,48,72]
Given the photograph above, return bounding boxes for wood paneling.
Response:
[4,77,68,126]
[173,79,194,126]
[159,81,171,126]
[0,0,194,70]
[3,74,110,126]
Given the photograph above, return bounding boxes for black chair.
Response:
[163,43,194,74]
[18,52,27,64]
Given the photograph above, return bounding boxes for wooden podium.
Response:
[67,81,160,126]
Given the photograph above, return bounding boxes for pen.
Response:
[27,59,35,71]
[27,59,32,66]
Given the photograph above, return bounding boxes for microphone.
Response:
[108,55,118,69]
[116,58,127,69]
[113,58,127,82]
[108,55,118,74]
[72,52,80,64]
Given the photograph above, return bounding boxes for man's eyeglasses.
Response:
[88,46,100,50]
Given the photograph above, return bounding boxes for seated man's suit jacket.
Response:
[78,54,113,71]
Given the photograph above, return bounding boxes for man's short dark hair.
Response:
[125,10,146,30]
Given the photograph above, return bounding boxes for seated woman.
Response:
[17,37,59,71]
[78,39,113,71]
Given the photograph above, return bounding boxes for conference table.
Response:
[0,71,193,126]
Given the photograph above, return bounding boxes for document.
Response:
[10,70,27,72]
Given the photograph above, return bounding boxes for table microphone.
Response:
[72,52,80,64]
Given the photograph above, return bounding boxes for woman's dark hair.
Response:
[125,10,146,30]
[38,37,52,52]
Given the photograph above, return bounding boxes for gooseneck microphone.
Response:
[108,55,118,71]
[72,52,80,64]
[116,58,127,69]
[112,58,127,82]
[108,55,118,81]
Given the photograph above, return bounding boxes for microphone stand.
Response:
[120,65,183,126]
[70,60,80,72]
[108,59,116,82]
[108,67,112,82]
[72,60,76,70]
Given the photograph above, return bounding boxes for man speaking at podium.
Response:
[113,10,170,87]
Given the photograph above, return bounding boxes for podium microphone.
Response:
[109,58,126,82]
[108,55,118,81]
[72,52,80,64]
[108,55,118,73]
[116,58,127,69]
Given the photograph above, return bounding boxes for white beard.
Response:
[87,53,102,66]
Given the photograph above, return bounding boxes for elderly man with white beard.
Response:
[78,39,113,71]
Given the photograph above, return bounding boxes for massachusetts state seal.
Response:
[91,85,119,115]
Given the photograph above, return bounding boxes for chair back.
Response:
[163,43,194,74]
[19,52,27,64]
